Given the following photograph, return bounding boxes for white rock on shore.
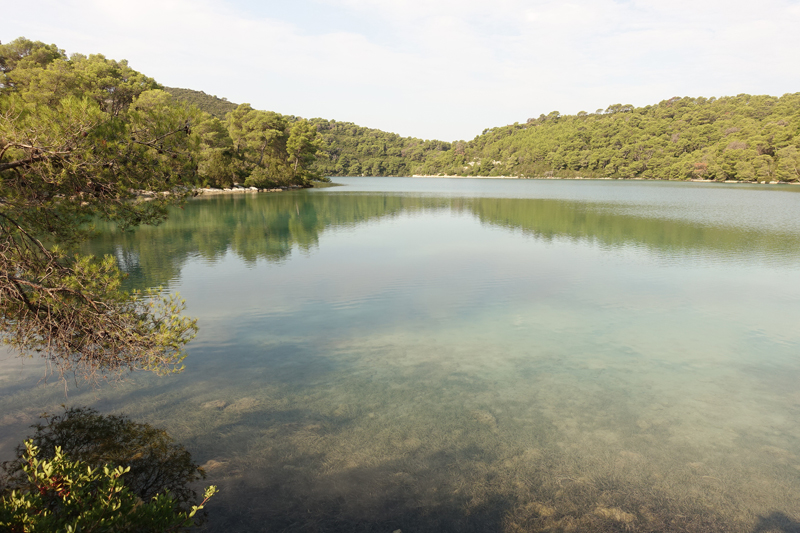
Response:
[196,185,304,195]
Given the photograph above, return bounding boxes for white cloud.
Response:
[4,0,800,140]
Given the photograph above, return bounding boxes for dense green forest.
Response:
[171,86,800,182]
[417,96,800,182]
[4,37,800,199]
[5,37,798,185]
[164,88,453,177]
[0,37,323,194]
[307,119,451,177]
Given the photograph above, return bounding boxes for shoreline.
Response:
[194,184,306,195]
[409,175,800,185]
[138,179,800,200]
[134,184,307,201]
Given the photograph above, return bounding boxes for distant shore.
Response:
[410,175,800,184]
[139,179,800,201]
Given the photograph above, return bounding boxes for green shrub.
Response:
[0,440,216,532]
[3,407,205,515]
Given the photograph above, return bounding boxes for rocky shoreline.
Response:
[133,184,308,202]
[195,184,307,195]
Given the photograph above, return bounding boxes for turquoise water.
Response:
[2,178,800,532]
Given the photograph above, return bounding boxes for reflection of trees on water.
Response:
[84,192,424,288]
[461,197,800,260]
[84,191,800,289]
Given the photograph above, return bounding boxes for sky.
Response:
[5,0,800,141]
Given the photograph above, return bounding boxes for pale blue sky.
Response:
[5,0,800,140]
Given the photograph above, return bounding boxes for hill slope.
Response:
[417,94,800,182]
[309,118,450,177]
[164,87,237,118]
[165,88,452,177]
[167,86,800,182]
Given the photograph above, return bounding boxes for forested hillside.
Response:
[164,87,237,118]
[416,95,800,182]
[168,85,800,182]
[6,37,798,184]
[309,118,451,177]
[0,38,323,192]
[162,88,453,178]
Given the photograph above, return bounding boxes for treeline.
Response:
[6,38,799,184]
[172,86,800,182]
[196,103,321,188]
[163,88,452,178]
[0,37,323,192]
[413,95,800,182]
[308,119,451,177]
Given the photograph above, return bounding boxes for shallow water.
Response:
[2,178,800,532]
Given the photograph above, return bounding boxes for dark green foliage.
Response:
[2,407,205,514]
[164,87,237,119]
[162,59,800,184]
[37,33,796,183]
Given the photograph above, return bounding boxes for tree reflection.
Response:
[83,190,800,290]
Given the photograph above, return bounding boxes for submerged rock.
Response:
[594,506,636,524]
[471,409,498,431]
[201,399,227,410]
[225,397,260,412]
[200,459,228,472]
[527,501,556,518]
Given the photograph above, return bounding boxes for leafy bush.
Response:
[0,440,216,532]
[2,407,207,516]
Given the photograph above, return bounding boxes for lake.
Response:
[2,177,800,532]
